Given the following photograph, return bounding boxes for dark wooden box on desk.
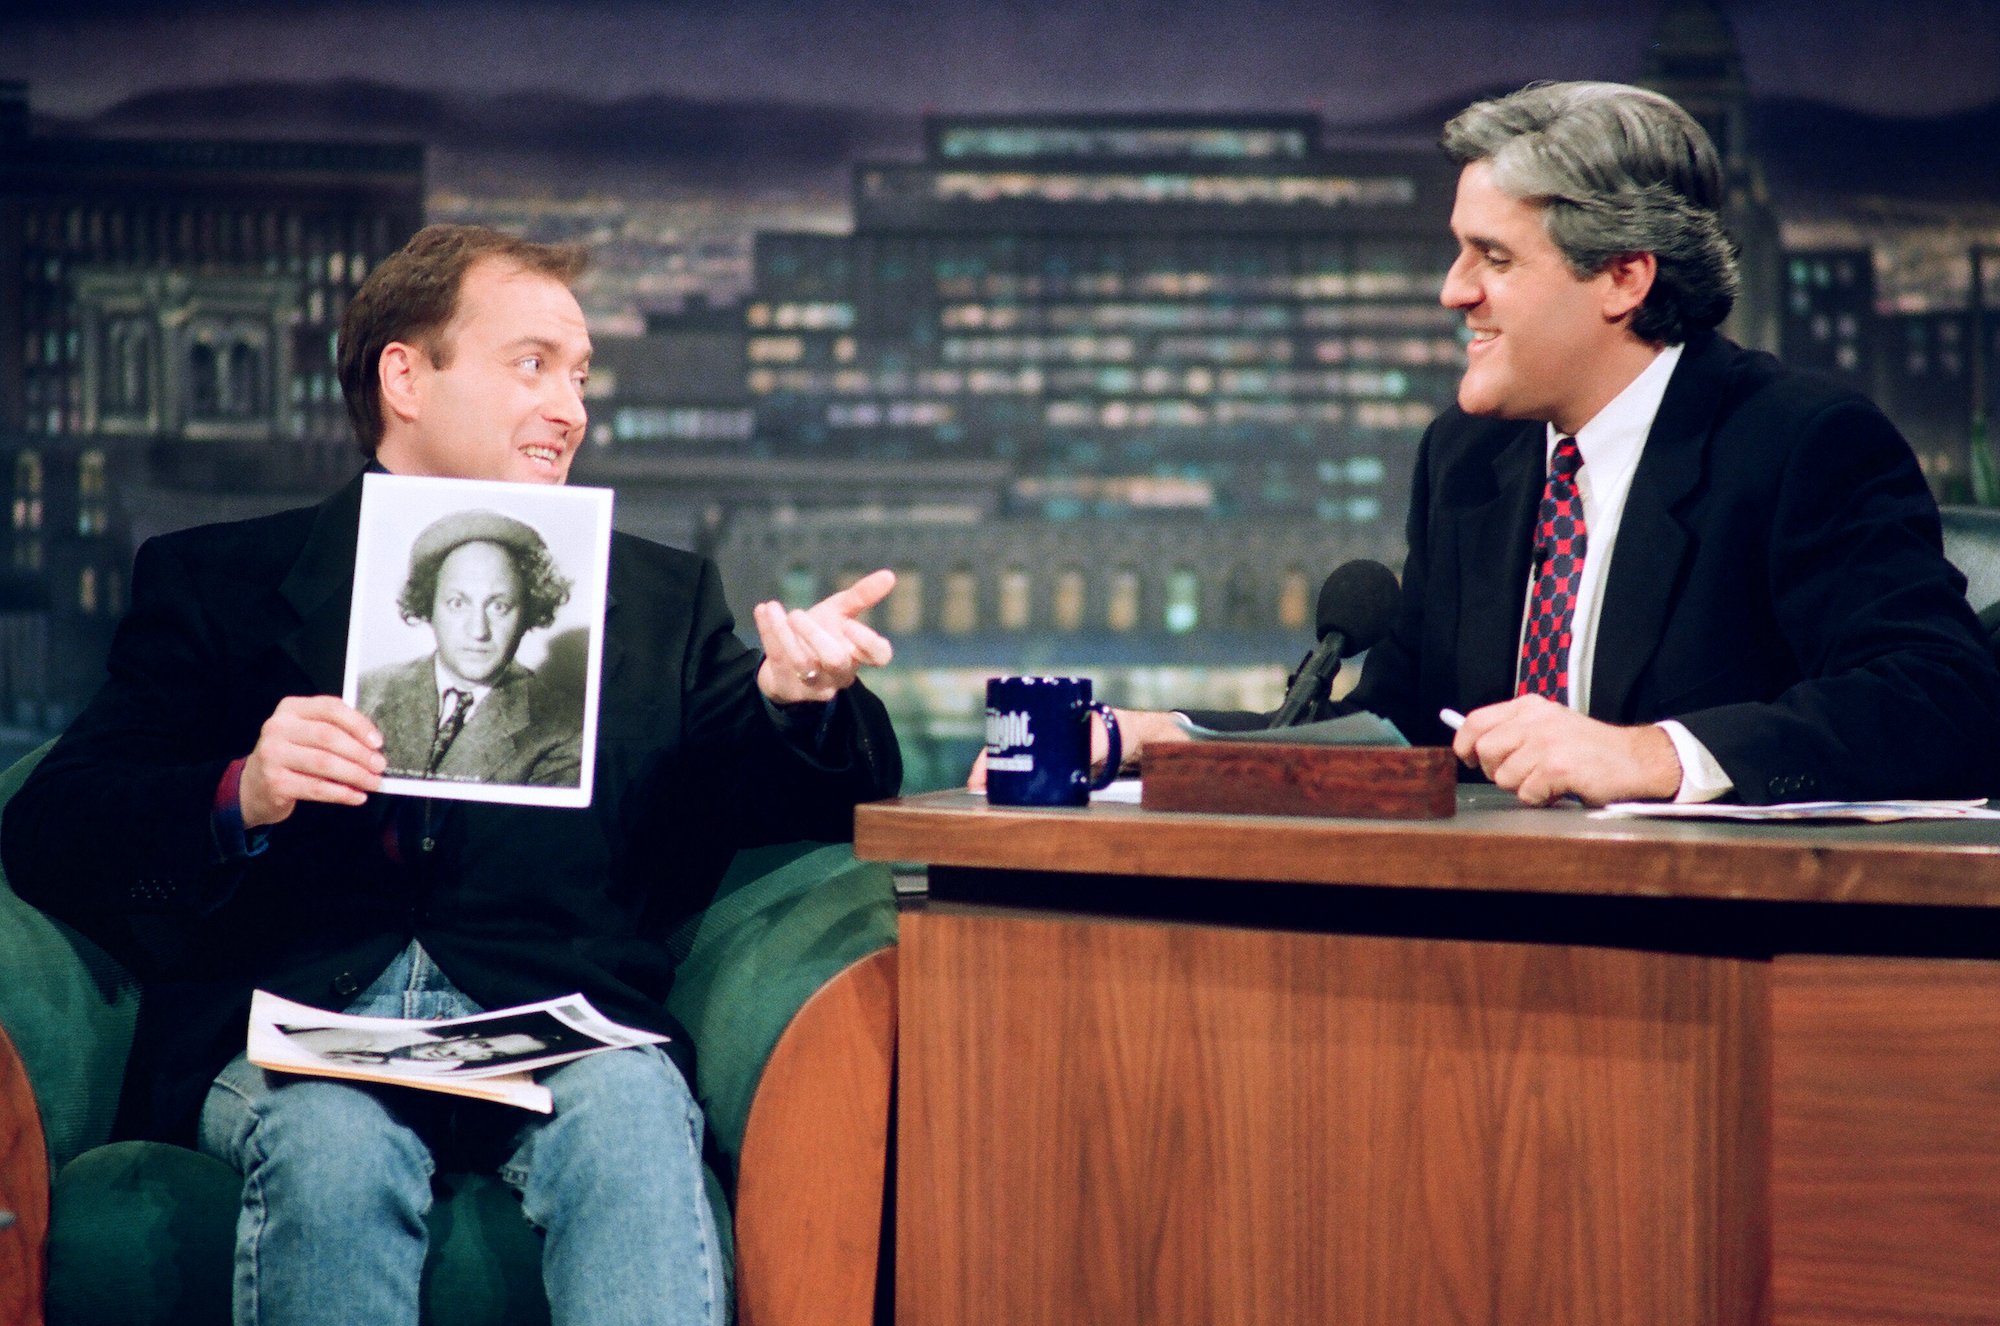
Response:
[860,789,2000,1326]
[1141,741,1457,818]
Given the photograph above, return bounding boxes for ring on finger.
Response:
[799,667,821,684]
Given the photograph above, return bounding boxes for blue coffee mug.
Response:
[984,676,1123,807]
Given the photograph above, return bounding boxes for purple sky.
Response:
[6,0,1999,123]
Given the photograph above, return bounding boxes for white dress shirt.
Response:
[432,659,492,724]
[1522,342,1731,802]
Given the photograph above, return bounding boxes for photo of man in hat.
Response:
[358,507,583,787]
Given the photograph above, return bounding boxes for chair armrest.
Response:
[0,743,142,1175]
[665,842,897,1177]
[665,841,899,1326]
[734,946,895,1326]
[0,1021,49,1326]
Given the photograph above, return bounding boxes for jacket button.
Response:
[1767,777,1787,799]
[331,972,361,998]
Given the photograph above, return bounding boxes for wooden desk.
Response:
[858,789,2000,1326]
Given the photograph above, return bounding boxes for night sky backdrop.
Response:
[8,0,1999,124]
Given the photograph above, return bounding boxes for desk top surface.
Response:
[855,786,2000,909]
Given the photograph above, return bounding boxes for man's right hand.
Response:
[965,706,1190,791]
[240,696,387,829]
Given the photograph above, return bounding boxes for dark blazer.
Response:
[1349,331,2000,803]
[358,655,582,787]
[0,472,901,1143]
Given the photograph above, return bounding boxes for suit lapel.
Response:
[277,472,366,697]
[599,579,625,689]
[1456,424,1545,706]
[1590,334,1729,720]
[472,666,533,743]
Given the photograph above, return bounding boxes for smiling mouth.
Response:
[522,443,565,467]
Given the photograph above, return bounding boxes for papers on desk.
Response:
[1092,778,1144,804]
[1170,711,1410,747]
[1592,799,2000,824]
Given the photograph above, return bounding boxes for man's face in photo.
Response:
[401,1031,549,1063]
[430,540,527,687]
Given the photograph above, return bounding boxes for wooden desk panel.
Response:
[900,907,1767,1326]
[1773,957,2000,1326]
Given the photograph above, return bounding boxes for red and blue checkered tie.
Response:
[1517,436,1586,701]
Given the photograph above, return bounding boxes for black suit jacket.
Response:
[0,472,902,1143]
[1346,331,2000,803]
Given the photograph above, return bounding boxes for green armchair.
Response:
[1941,504,2000,644]
[0,744,898,1326]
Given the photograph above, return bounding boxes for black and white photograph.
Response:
[341,472,614,808]
[246,989,672,1112]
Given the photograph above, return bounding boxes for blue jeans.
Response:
[198,943,726,1326]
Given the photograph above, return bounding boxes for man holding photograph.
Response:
[1,224,902,1326]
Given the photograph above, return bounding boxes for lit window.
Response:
[12,451,43,572]
[78,449,108,536]
[1107,568,1140,632]
[749,336,805,364]
[885,570,923,635]
[942,568,978,634]
[1165,569,1200,633]
[999,567,1031,630]
[1278,568,1310,631]
[1053,567,1086,631]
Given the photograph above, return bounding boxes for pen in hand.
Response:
[1439,708,1466,731]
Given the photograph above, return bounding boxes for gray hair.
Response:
[1441,81,1740,344]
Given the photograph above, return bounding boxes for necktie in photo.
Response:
[1517,435,1587,701]
[428,687,474,774]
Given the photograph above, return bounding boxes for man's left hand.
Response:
[754,569,897,705]
[1453,694,1682,806]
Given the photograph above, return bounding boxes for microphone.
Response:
[1267,559,1401,729]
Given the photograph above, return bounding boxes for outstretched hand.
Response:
[240,695,385,829]
[755,569,897,705]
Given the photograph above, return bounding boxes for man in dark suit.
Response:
[1005,81,2000,806]
[358,509,583,786]
[1,224,902,1325]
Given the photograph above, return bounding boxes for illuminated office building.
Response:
[1880,309,2000,491]
[747,114,1460,528]
[0,81,423,730]
[1780,249,1875,395]
[714,116,1461,786]
[0,82,424,484]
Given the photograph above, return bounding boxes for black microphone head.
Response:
[1315,560,1401,657]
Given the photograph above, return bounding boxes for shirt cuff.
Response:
[1657,721,1733,803]
[762,694,840,753]
[211,757,272,861]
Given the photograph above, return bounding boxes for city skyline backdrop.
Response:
[4,0,1997,788]
[10,0,1996,334]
